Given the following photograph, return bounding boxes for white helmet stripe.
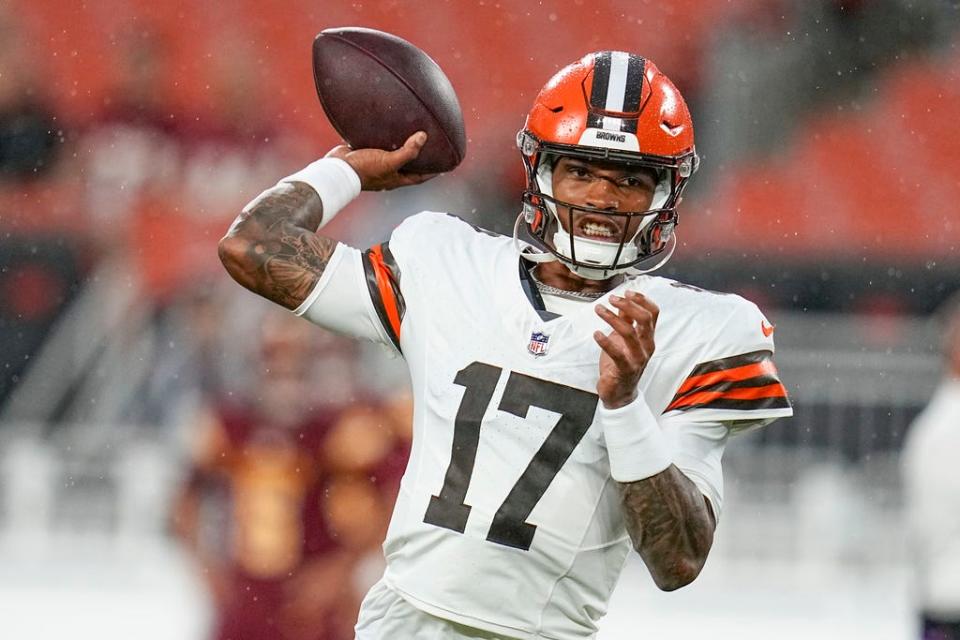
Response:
[604,51,631,114]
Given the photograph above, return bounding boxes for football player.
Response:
[220,51,792,640]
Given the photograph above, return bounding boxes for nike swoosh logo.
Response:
[761,322,774,337]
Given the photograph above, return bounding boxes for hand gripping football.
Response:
[312,27,466,173]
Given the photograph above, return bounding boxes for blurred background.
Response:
[1,0,959,638]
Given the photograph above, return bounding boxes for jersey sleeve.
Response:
[293,212,438,355]
[659,415,728,518]
[292,242,400,352]
[662,299,792,431]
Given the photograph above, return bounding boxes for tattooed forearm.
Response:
[618,465,715,591]
[219,182,339,309]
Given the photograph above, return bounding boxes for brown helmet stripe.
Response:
[588,51,613,111]
[619,54,645,133]
[622,55,645,114]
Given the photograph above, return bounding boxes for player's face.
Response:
[550,157,658,243]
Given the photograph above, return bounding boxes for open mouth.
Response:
[574,214,622,242]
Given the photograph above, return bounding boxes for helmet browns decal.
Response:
[514,51,699,280]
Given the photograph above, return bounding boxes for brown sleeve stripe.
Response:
[676,373,784,399]
[685,349,771,376]
[665,350,790,413]
[362,242,404,351]
[667,382,788,412]
[674,359,777,397]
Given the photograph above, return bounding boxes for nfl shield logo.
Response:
[528,331,550,357]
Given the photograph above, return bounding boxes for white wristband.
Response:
[598,396,672,482]
[280,157,361,227]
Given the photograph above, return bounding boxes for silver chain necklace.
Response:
[529,269,606,301]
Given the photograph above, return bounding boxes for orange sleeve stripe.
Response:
[675,359,778,396]
[368,244,402,341]
[667,382,788,411]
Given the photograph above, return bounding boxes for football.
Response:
[312,27,466,173]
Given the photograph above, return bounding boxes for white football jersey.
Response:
[296,212,792,639]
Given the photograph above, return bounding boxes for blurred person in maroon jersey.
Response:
[172,312,409,640]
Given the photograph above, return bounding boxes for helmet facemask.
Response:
[516,132,691,280]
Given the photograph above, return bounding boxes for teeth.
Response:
[582,222,616,238]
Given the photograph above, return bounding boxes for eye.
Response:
[568,165,589,178]
[620,176,650,189]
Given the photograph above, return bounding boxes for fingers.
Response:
[594,292,657,405]
[596,293,657,341]
[595,306,646,366]
[388,131,428,167]
[338,130,439,191]
[594,291,657,362]
[593,330,633,369]
[595,302,637,340]
[634,291,660,321]
[610,291,659,327]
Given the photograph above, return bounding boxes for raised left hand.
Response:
[593,291,659,409]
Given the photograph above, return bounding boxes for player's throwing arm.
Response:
[218,133,434,310]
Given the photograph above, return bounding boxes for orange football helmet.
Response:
[514,51,699,279]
